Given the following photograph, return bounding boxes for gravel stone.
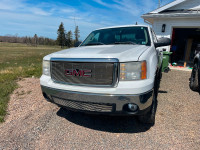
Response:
[0,70,199,150]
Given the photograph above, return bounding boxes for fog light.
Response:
[128,103,138,112]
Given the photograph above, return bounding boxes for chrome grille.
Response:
[52,96,114,112]
[50,58,118,86]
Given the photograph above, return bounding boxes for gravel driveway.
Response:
[0,70,200,150]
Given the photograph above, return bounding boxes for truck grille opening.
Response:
[50,59,118,86]
[52,96,115,112]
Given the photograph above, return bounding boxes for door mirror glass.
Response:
[155,37,171,48]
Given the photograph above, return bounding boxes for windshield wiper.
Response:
[85,42,105,46]
[113,41,137,45]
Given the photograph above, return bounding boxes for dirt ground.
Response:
[0,70,200,150]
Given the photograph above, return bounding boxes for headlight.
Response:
[120,61,147,81]
[43,60,50,76]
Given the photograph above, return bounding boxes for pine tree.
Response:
[57,22,66,48]
[74,26,80,43]
[66,30,73,48]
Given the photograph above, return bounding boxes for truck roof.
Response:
[96,24,150,30]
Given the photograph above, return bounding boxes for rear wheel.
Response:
[189,64,199,92]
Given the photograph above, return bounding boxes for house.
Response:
[142,0,200,67]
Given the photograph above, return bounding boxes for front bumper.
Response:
[41,86,153,115]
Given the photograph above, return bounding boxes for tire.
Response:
[158,66,162,89]
[189,64,199,92]
[158,65,162,80]
[138,93,157,125]
[164,67,170,73]
[138,77,158,125]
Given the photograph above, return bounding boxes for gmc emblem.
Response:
[65,69,92,77]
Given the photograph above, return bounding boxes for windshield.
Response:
[80,26,151,46]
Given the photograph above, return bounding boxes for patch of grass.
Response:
[0,42,63,122]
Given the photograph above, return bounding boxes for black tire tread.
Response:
[138,72,160,125]
[137,96,157,125]
[190,64,199,92]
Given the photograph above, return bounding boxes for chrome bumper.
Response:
[41,86,153,115]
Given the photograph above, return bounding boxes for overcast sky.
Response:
[0,0,174,40]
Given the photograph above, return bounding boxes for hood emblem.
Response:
[65,69,92,77]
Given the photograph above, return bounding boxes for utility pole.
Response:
[158,0,161,8]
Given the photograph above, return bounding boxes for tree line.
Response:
[0,34,56,46]
[0,22,81,47]
[57,22,80,48]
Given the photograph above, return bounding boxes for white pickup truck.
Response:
[40,25,171,125]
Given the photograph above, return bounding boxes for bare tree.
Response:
[33,34,38,47]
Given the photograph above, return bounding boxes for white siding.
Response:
[150,0,186,13]
[143,0,200,51]
[169,0,200,10]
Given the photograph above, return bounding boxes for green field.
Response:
[0,42,62,122]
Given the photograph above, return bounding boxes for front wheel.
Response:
[189,64,199,92]
[137,89,157,125]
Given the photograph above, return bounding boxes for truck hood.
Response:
[46,45,150,62]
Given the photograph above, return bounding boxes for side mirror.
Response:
[74,41,82,47]
[155,37,171,48]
